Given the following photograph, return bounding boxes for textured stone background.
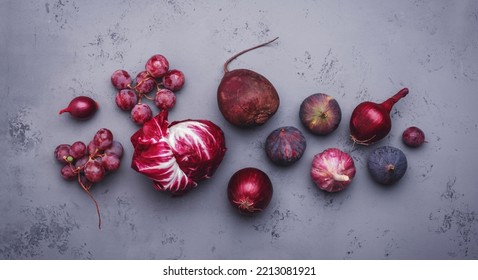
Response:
[1,0,477,259]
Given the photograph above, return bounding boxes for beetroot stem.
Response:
[223,37,279,73]
[77,173,102,230]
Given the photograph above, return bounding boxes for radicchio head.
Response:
[131,110,227,194]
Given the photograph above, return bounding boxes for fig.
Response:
[265,126,307,166]
[367,146,407,185]
[299,93,342,135]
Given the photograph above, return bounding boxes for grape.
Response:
[54,144,71,163]
[162,69,185,91]
[94,156,103,165]
[145,54,169,78]
[61,164,77,181]
[154,89,176,110]
[84,160,105,183]
[75,155,89,171]
[115,89,138,111]
[111,54,187,126]
[131,103,153,125]
[93,128,113,150]
[102,154,121,172]
[69,141,87,159]
[134,71,155,94]
[87,140,98,155]
[111,69,132,90]
[105,140,124,158]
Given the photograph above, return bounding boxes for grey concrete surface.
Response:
[1,0,477,259]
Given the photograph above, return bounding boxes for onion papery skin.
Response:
[349,88,409,145]
[131,110,227,194]
[367,145,407,185]
[311,148,356,192]
[217,69,280,127]
[227,167,273,215]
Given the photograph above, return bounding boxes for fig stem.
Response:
[223,37,279,73]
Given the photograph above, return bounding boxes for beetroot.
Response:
[217,37,280,127]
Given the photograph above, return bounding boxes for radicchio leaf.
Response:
[131,110,227,194]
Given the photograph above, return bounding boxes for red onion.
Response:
[227,167,273,214]
[350,88,409,145]
[402,126,426,147]
[311,148,356,192]
[59,96,99,120]
[131,110,227,194]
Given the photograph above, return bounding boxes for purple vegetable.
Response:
[131,110,227,194]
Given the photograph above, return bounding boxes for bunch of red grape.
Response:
[54,128,123,184]
[111,54,185,125]
[54,128,123,228]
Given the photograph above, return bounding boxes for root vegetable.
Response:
[217,37,280,127]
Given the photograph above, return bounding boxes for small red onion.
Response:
[402,126,426,147]
[311,148,356,192]
[59,96,99,120]
[227,167,273,214]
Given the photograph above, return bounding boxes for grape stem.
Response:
[141,93,155,101]
[77,173,102,230]
[155,81,163,91]
[67,148,102,230]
